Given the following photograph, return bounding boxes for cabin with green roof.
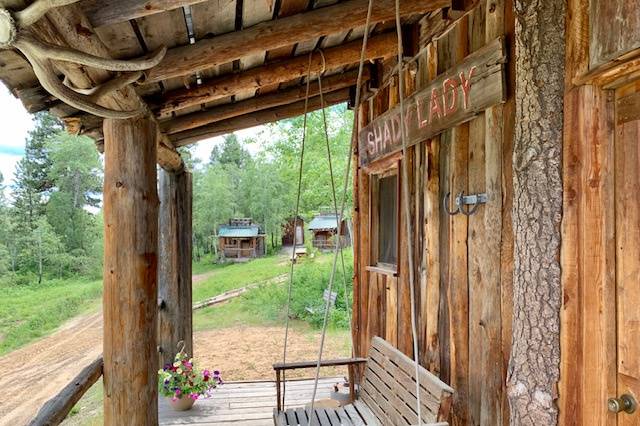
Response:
[217,218,266,260]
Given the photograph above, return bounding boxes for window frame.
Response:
[369,164,400,275]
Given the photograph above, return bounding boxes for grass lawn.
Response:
[192,254,290,303]
[0,253,290,356]
[0,279,102,356]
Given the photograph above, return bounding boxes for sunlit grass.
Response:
[0,278,102,355]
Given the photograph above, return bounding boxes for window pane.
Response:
[378,175,397,265]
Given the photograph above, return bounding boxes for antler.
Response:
[0,0,167,119]
[14,0,81,28]
[19,34,167,72]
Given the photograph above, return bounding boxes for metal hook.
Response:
[443,192,460,216]
[456,192,488,216]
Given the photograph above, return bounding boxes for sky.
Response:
[0,85,265,196]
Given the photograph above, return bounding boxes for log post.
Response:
[508,0,565,424]
[158,168,193,367]
[103,117,159,425]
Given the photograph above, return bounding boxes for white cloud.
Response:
[0,85,34,190]
[190,125,270,164]
[0,83,276,188]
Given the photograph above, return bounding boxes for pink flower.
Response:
[175,389,181,396]
[171,396,178,402]
[190,393,199,400]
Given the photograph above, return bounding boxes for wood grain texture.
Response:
[161,70,368,134]
[614,88,640,426]
[144,0,451,83]
[158,169,193,367]
[590,0,640,68]
[157,33,396,115]
[82,0,209,27]
[24,3,183,171]
[103,117,159,426]
[171,88,350,146]
[358,36,507,166]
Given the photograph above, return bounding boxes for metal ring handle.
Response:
[443,192,459,216]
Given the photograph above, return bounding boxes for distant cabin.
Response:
[282,216,305,246]
[218,218,266,260]
[308,214,350,250]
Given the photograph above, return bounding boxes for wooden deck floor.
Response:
[159,377,342,425]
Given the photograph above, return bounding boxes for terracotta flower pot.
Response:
[168,396,196,411]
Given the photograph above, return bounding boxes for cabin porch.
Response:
[159,377,340,426]
[2,0,640,423]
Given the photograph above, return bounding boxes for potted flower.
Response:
[158,347,222,411]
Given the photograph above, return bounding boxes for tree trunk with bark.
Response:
[508,0,565,425]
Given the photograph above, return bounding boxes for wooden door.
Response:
[614,85,640,425]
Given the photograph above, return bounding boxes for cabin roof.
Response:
[308,214,341,231]
[218,225,262,238]
[0,0,449,168]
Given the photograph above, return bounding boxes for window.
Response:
[372,171,398,268]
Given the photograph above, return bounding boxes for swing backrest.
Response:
[360,337,454,425]
[322,288,338,305]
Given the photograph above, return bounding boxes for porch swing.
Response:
[273,1,454,424]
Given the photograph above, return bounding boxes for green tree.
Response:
[0,172,12,275]
[46,133,102,263]
[11,112,61,231]
[267,105,354,216]
[20,217,65,284]
[192,163,235,258]
[209,133,252,168]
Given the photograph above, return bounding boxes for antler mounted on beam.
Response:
[0,0,167,119]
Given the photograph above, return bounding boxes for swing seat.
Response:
[273,336,454,426]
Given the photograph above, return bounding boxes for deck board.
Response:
[159,377,342,425]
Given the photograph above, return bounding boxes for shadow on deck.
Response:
[159,377,341,425]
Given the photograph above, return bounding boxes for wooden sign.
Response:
[358,36,507,166]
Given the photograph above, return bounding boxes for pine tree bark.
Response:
[508,0,565,424]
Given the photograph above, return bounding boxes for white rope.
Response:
[306,0,375,421]
[394,0,423,423]
[315,49,354,357]
[280,52,315,408]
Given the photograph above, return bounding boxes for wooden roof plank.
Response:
[157,32,396,115]
[236,0,275,101]
[260,0,310,95]
[82,0,210,28]
[162,68,367,134]
[145,0,451,83]
[191,0,236,80]
[136,8,191,91]
[23,2,183,171]
[171,87,350,146]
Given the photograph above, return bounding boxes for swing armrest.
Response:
[273,357,367,371]
[273,358,367,412]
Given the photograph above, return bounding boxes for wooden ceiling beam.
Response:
[156,33,394,116]
[21,3,184,171]
[171,87,351,146]
[145,0,451,83]
[81,0,209,28]
[161,68,369,134]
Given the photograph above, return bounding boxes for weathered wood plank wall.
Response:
[352,1,514,424]
[559,1,640,425]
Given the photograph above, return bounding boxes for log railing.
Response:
[222,247,258,258]
[312,236,349,249]
[29,357,103,426]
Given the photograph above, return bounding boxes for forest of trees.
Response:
[0,105,353,285]
[0,112,103,285]
[190,105,353,259]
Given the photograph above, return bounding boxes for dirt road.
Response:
[0,270,349,425]
[0,311,103,426]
